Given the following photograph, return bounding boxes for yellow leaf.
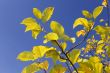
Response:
[78,62,93,73]
[93,6,103,19]
[102,0,107,7]
[68,49,81,64]
[21,17,42,39]
[22,60,49,73]
[50,64,67,73]
[32,46,54,60]
[32,30,41,39]
[45,49,59,63]
[105,66,110,73]
[76,30,86,37]
[94,63,103,73]
[82,10,92,18]
[60,34,76,43]
[50,21,64,35]
[38,60,49,70]
[42,7,54,23]
[33,8,42,19]
[89,56,100,63]
[17,51,34,61]
[44,32,58,43]
[73,18,89,29]
[22,63,40,73]
[60,42,67,51]
[21,17,36,26]
[96,44,105,54]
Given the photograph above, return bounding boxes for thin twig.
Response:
[54,40,78,73]
[42,28,77,73]
[66,32,90,54]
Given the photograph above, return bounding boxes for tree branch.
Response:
[54,40,78,73]
[66,32,90,54]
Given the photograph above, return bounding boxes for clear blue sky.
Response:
[0,0,104,73]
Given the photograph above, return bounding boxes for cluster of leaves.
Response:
[17,0,110,73]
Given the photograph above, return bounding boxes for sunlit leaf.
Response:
[43,32,59,43]
[32,46,54,60]
[33,8,42,19]
[22,63,40,73]
[17,51,34,61]
[38,60,49,70]
[32,30,41,39]
[50,21,64,35]
[96,44,105,54]
[89,56,100,63]
[73,18,89,29]
[82,10,92,18]
[76,30,86,37]
[45,48,66,63]
[50,64,67,73]
[105,66,110,73]
[60,42,67,51]
[22,60,49,73]
[93,6,103,19]
[60,34,76,43]
[68,49,81,64]
[42,7,54,23]
[102,0,107,7]
[21,17,42,39]
[78,62,93,73]
[45,49,59,63]
[94,63,103,73]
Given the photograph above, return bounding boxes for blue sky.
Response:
[0,0,104,73]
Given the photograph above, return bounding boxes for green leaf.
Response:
[33,8,42,19]
[68,49,81,64]
[43,32,59,43]
[73,18,89,29]
[93,6,103,19]
[50,21,64,35]
[32,46,54,60]
[17,51,34,61]
[82,10,92,18]
[49,64,67,73]
[42,7,54,23]
[22,60,49,73]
